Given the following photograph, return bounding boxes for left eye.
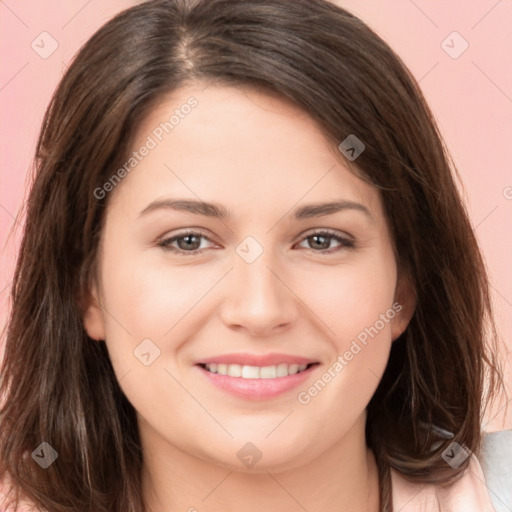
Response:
[296,230,354,253]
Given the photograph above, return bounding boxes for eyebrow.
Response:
[138,199,374,222]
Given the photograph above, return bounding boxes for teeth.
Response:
[276,363,289,377]
[259,365,277,378]
[204,363,309,378]
[227,364,242,377]
[241,365,260,378]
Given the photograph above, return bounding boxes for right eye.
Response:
[158,231,217,255]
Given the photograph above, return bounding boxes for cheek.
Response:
[97,244,222,363]
[295,250,397,397]
[106,261,208,331]
[299,255,397,347]
[287,260,397,462]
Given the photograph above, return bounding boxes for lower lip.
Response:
[196,364,317,400]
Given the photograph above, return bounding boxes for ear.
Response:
[390,271,416,341]
[81,279,106,341]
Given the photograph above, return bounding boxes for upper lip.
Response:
[197,353,318,366]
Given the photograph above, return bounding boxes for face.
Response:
[83,85,414,473]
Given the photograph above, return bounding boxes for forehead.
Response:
[108,84,383,222]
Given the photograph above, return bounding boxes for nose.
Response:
[219,249,299,337]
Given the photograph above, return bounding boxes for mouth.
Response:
[199,362,314,379]
[195,354,320,400]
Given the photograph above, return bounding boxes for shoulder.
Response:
[390,453,497,512]
[479,429,512,512]
[0,476,43,512]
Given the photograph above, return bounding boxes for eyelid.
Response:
[297,227,354,243]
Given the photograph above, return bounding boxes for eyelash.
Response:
[157,229,355,256]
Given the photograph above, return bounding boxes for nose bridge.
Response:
[240,249,280,300]
[220,235,297,334]
[236,239,285,308]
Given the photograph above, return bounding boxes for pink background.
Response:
[1,0,511,429]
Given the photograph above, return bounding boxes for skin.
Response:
[83,84,415,512]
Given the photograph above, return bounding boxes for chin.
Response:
[198,437,315,474]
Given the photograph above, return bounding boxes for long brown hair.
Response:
[0,0,504,510]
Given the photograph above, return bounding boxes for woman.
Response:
[0,0,505,510]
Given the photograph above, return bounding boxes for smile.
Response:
[195,355,320,400]
[202,362,310,379]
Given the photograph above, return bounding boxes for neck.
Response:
[140,414,380,512]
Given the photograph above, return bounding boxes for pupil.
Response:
[311,234,329,250]
[180,235,200,250]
